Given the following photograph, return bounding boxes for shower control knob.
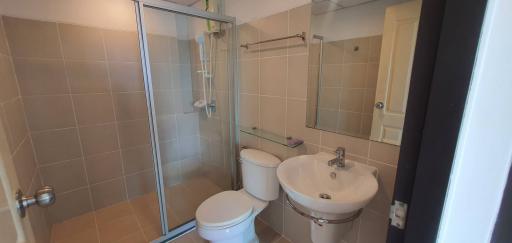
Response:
[16,186,56,218]
[375,102,385,110]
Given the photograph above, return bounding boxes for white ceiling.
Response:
[312,0,378,15]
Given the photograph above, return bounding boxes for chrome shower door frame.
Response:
[133,0,238,242]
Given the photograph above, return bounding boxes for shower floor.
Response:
[50,178,290,243]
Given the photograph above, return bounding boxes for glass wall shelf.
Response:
[239,126,304,148]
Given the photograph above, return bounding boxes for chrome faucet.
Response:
[328,147,345,168]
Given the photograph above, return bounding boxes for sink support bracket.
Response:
[285,193,363,226]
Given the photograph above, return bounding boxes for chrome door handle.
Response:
[16,186,56,218]
[375,102,384,109]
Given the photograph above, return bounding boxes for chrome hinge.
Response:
[389,200,408,229]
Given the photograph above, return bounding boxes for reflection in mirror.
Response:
[306,0,422,146]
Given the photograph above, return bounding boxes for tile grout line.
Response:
[100,24,131,206]
[54,22,102,243]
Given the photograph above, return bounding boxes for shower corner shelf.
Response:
[239,126,304,148]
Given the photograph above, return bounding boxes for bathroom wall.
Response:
[0,17,51,243]
[237,4,399,243]
[312,36,382,138]
[1,15,157,224]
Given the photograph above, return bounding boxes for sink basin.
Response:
[277,152,378,215]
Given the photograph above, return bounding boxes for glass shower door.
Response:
[136,1,236,239]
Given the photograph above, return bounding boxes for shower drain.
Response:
[319,193,331,200]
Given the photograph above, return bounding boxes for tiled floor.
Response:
[169,219,291,243]
[51,177,290,243]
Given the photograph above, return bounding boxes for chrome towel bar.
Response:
[240,32,306,49]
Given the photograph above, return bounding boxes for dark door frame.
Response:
[387,0,488,242]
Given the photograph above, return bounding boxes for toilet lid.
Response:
[196,191,253,228]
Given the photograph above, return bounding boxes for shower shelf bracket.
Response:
[240,126,304,148]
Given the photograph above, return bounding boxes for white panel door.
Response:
[370,0,421,145]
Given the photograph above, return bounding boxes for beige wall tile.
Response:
[118,120,150,148]
[366,160,396,215]
[363,88,376,114]
[366,63,379,89]
[114,93,149,121]
[103,30,140,62]
[125,170,155,199]
[66,61,110,94]
[260,96,286,136]
[323,42,344,64]
[3,16,62,58]
[369,35,382,63]
[122,145,154,175]
[46,187,93,224]
[59,23,105,60]
[109,62,145,92]
[160,139,180,164]
[357,210,388,243]
[32,128,82,164]
[13,58,68,96]
[286,99,320,144]
[153,90,174,117]
[240,59,259,94]
[343,37,370,64]
[12,138,37,191]
[238,23,259,59]
[0,55,19,102]
[176,113,199,138]
[150,62,172,90]
[85,151,123,184]
[157,115,177,141]
[321,131,369,157]
[0,210,17,243]
[3,98,28,151]
[259,201,284,233]
[260,56,287,96]
[91,178,127,210]
[74,94,115,125]
[318,88,340,109]
[283,206,312,243]
[40,158,87,193]
[369,141,400,165]
[338,111,362,135]
[317,108,338,131]
[256,12,288,58]
[147,34,171,63]
[239,94,259,128]
[24,95,75,131]
[322,64,342,87]
[288,4,310,55]
[179,136,200,159]
[79,123,119,156]
[341,63,367,88]
[0,18,9,55]
[340,88,365,112]
[287,55,308,99]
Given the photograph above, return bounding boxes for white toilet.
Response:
[195,149,281,243]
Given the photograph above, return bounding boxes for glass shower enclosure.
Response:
[134,0,237,241]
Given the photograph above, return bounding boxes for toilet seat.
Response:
[196,191,253,229]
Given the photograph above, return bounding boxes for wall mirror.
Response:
[306,0,422,146]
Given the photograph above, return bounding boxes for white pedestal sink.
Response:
[277,152,378,243]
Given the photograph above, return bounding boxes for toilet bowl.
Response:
[195,149,281,243]
[196,190,267,243]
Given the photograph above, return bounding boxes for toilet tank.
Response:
[240,149,281,201]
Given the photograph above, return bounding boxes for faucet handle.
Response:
[335,147,345,157]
